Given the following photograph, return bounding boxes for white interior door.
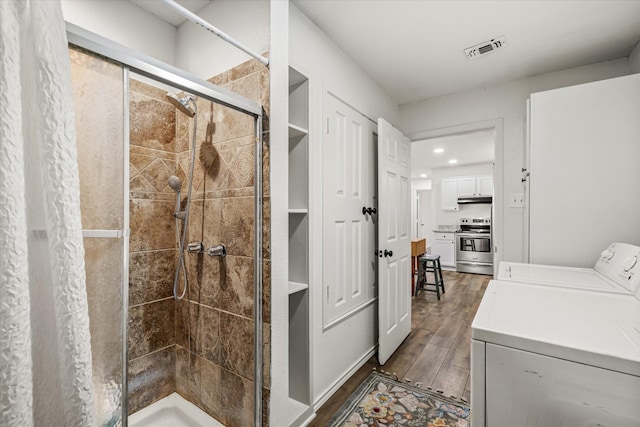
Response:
[418,190,432,240]
[323,93,376,325]
[378,118,411,365]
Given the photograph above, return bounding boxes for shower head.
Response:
[166,93,196,117]
[168,175,182,192]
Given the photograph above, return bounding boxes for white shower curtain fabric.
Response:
[0,1,96,426]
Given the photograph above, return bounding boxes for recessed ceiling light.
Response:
[433,148,444,153]
[420,173,427,178]
[448,159,458,164]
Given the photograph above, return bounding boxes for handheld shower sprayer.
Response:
[168,175,185,220]
[168,175,182,192]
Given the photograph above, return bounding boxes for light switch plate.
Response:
[510,193,525,208]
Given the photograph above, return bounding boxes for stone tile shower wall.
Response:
[174,57,271,427]
[127,80,178,413]
[126,57,270,425]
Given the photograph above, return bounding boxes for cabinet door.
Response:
[529,74,640,267]
[443,240,455,266]
[486,344,640,427]
[441,178,459,211]
[458,177,476,196]
[477,176,493,196]
[434,240,455,267]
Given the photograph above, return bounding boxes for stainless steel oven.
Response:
[456,218,493,275]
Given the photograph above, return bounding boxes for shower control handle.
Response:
[207,244,227,257]
[187,242,204,253]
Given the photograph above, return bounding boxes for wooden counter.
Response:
[411,238,427,293]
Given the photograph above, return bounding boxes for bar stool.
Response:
[415,254,446,300]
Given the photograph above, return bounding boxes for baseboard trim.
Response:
[312,345,378,410]
[297,412,316,427]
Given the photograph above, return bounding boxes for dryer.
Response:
[472,243,640,426]
[471,281,640,426]
[498,242,640,294]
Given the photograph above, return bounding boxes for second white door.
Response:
[377,118,411,365]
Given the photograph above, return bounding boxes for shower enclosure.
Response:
[67,23,269,426]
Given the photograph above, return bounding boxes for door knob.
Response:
[384,249,393,257]
[362,207,378,215]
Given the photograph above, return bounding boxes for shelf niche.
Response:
[287,66,311,426]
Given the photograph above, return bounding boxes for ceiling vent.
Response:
[464,36,507,59]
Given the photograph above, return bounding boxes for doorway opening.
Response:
[411,127,497,275]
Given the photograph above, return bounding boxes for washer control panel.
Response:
[594,243,640,293]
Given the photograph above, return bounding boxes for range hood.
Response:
[458,196,492,204]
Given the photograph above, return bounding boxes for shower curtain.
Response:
[0,1,96,426]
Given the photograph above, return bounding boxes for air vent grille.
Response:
[465,36,507,59]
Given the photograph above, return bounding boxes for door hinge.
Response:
[521,168,530,183]
[326,286,329,302]
[327,118,330,134]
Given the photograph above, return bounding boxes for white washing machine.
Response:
[498,242,640,294]
[472,243,640,426]
[471,281,640,426]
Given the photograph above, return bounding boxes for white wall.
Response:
[412,179,432,191]
[630,41,640,74]
[176,0,270,79]
[290,5,398,124]
[62,0,271,81]
[399,58,630,263]
[61,0,177,65]
[289,3,399,408]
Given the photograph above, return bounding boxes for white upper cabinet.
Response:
[458,177,477,197]
[528,73,640,267]
[477,176,493,196]
[441,178,459,211]
[458,175,493,197]
[442,175,492,211]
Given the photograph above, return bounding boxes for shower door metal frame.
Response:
[66,23,265,427]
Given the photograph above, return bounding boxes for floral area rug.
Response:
[327,371,470,427]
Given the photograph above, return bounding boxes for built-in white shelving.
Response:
[287,66,312,426]
[288,281,309,295]
[287,397,309,426]
[288,123,308,138]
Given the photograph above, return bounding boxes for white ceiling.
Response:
[411,130,495,179]
[293,0,640,104]
[131,0,212,27]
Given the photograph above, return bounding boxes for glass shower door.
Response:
[69,46,128,427]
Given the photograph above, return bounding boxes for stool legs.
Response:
[415,262,426,297]
[435,258,445,296]
[434,261,441,300]
[415,257,445,300]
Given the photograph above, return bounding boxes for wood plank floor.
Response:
[308,270,490,426]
